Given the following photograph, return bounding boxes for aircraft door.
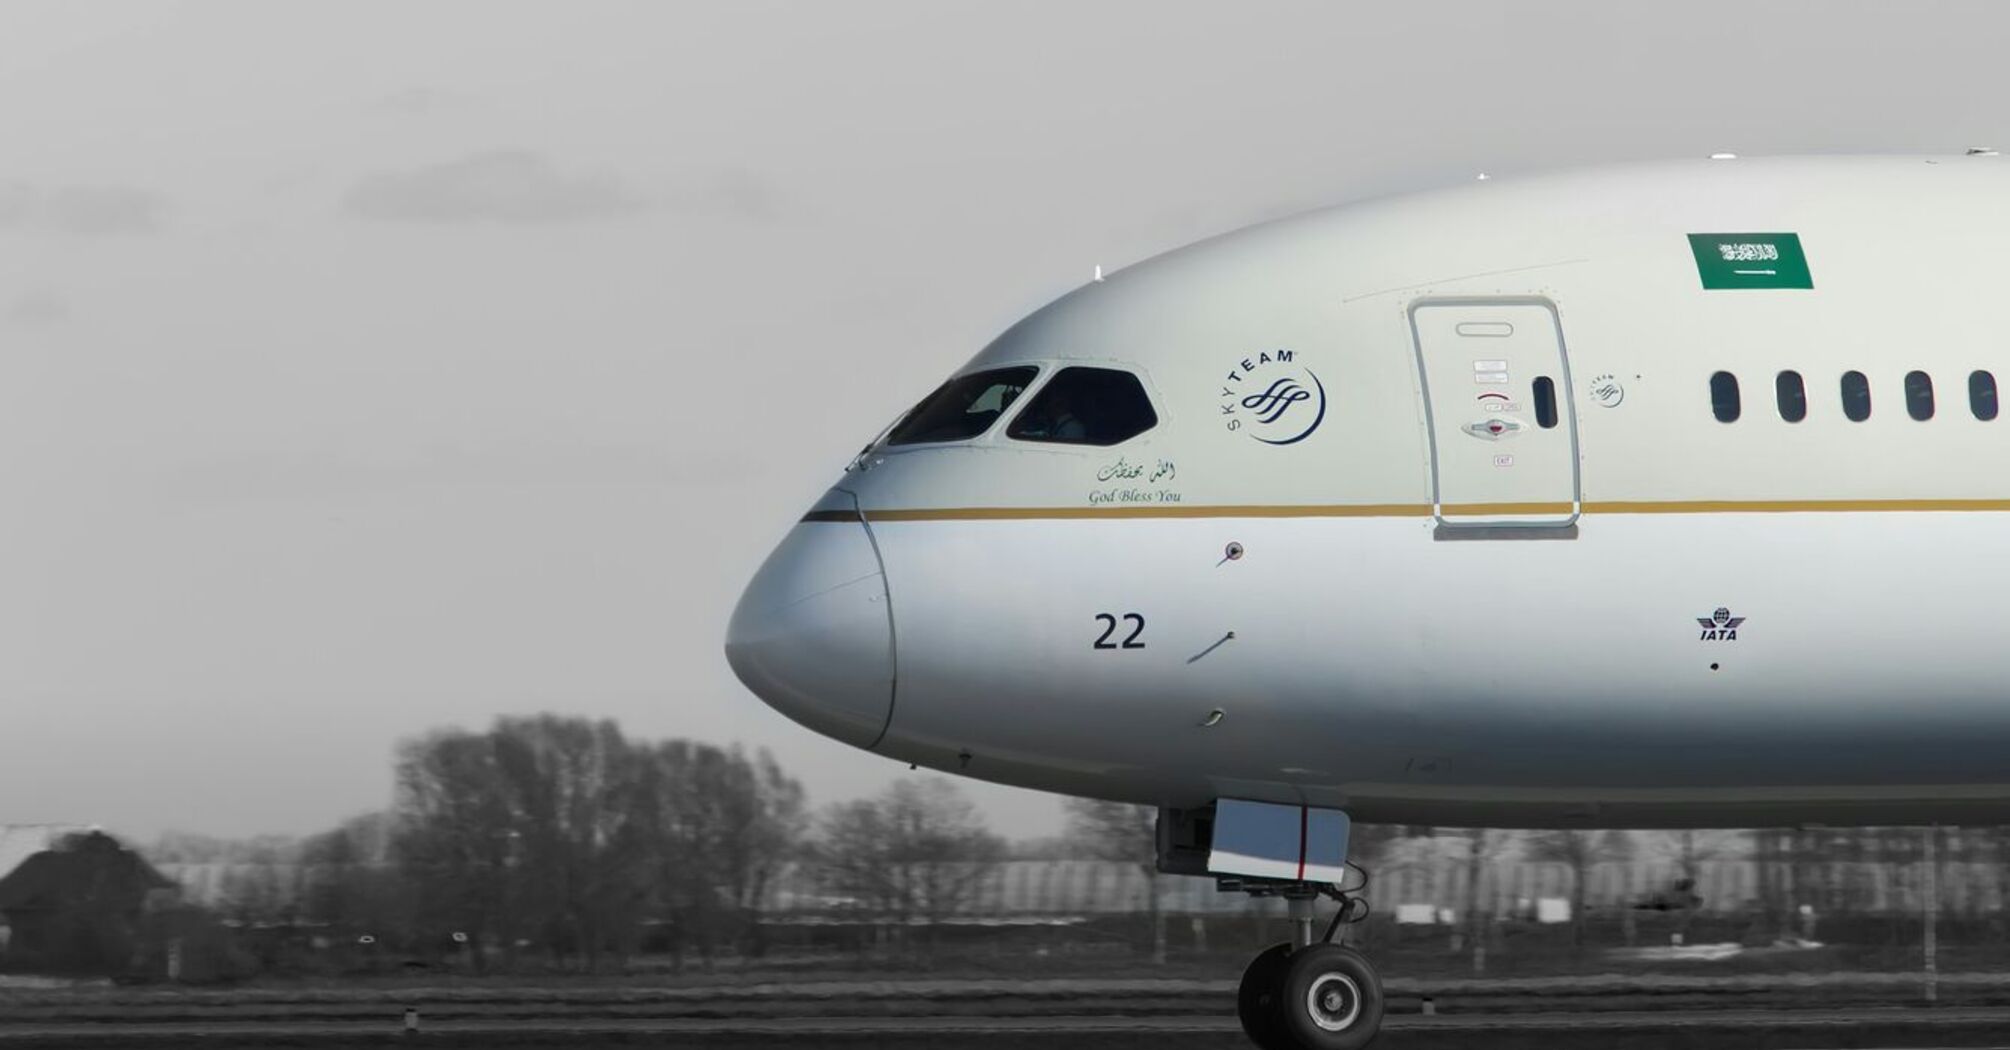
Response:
[1410,300,1579,528]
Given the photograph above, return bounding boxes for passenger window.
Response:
[1531,376,1558,429]
[1841,371,1872,422]
[885,366,1039,445]
[1972,370,1999,421]
[1905,370,1935,421]
[1709,371,1740,422]
[1775,370,1807,422]
[1007,367,1157,446]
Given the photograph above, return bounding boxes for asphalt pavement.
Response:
[9,1007,2010,1049]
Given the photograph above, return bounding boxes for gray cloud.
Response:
[0,182,167,235]
[667,167,784,222]
[154,442,756,504]
[6,290,72,327]
[376,86,479,116]
[343,150,644,225]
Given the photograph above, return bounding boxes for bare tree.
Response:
[487,716,651,970]
[640,740,725,968]
[392,716,652,971]
[391,729,519,961]
[183,718,811,975]
[640,741,807,967]
[218,856,289,927]
[1456,828,1509,970]
[1064,798,1164,962]
[1527,829,1633,948]
[716,747,807,956]
[298,813,407,947]
[815,777,1004,956]
[1344,823,1410,868]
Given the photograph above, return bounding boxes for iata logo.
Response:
[1219,350,1326,446]
[1697,607,1745,641]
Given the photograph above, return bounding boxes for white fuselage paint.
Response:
[872,513,2010,827]
[729,156,2010,828]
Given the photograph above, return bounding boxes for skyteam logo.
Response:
[1219,350,1327,446]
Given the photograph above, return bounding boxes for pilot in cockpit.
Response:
[1011,386,1088,441]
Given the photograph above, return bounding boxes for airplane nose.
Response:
[725,493,895,750]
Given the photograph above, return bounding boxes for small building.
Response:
[0,829,177,976]
[0,825,88,959]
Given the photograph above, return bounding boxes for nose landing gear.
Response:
[1231,872,1382,1050]
[1268,942,1382,1049]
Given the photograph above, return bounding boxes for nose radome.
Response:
[725,493,895,750]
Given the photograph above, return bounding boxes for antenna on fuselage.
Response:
[1093,264,1104,282]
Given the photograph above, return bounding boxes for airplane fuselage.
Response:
[729,155,2010,828]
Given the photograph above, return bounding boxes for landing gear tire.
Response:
[1236,942,1294,1050]
[1276,943,1384,1050]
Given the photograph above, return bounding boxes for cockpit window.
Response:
[1006,366,1158,446]
[884,366,1039,446]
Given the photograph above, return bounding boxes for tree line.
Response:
[164,715,1009,972]
[135,714,2010,978]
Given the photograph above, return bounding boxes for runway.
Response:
[12,974,2010,1048]
[7,1008,2010,1049]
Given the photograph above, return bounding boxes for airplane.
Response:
[724,153,2010,1049]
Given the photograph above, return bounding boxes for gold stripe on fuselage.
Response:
[1586,498,2010,514]
[801,498,2010,524]
[861,504,1431,522]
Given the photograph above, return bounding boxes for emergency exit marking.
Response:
[1493,454,1514,467]
[1474,371,1509,384]
[1687,232,1813,290]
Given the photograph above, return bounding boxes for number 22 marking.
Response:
[1093,613,1146,650]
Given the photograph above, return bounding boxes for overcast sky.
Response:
[2,0,2006,842]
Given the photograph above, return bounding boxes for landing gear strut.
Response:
[1230,868,1382,1050]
